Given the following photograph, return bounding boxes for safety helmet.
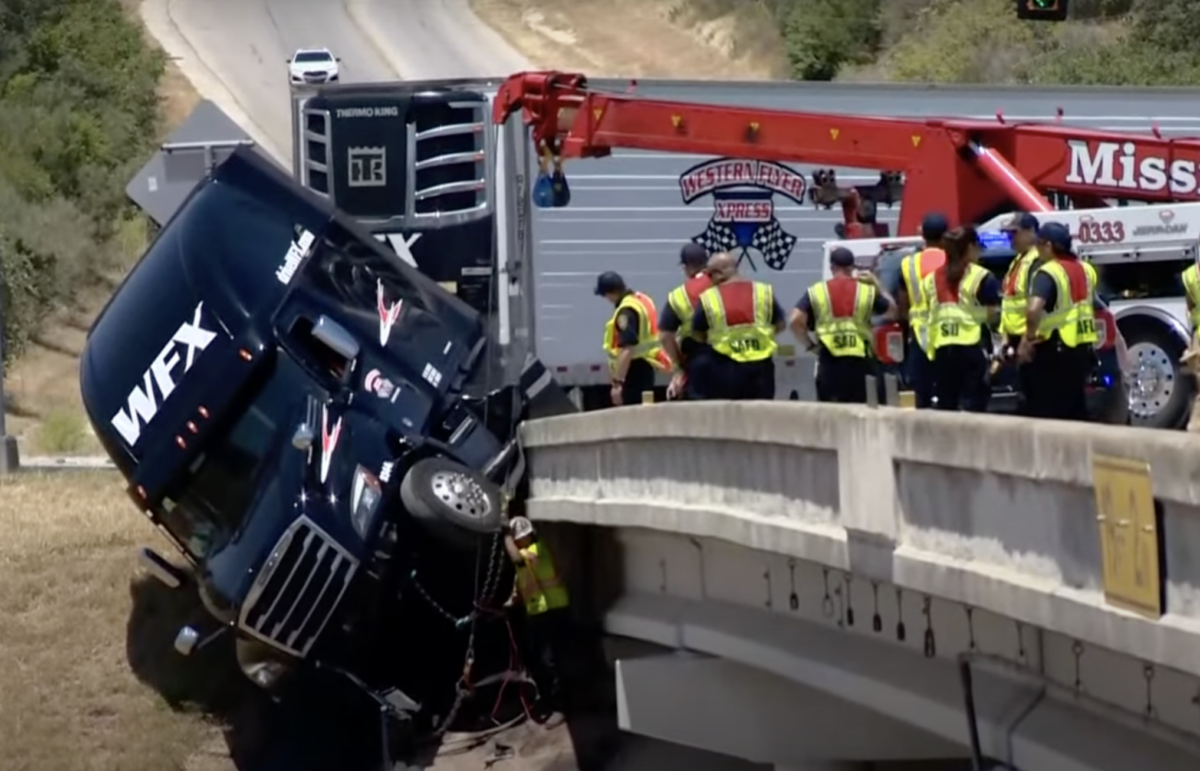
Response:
[509,516,535,540]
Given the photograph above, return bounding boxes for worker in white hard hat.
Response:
[504,516,571,729]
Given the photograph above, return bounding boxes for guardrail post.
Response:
[883,374,900,406]
[0,254,18,474]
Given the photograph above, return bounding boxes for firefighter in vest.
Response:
[1179,259,1200,430]
[998,212,1042,413]
[1182,258,1200,334]
[896,213,950,408]
[921,226,1003,411]
[504,516,571,728]
[690,252,786,400]
[790,247,895,403]
[659,243,713,399]
[596,271,670,406]
[1017,222,1106,421]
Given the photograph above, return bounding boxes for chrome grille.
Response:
[405,96,493,225]
[238,516,357,657]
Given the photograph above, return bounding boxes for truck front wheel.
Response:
[1122,321,1193,429]
[400,457,504,550]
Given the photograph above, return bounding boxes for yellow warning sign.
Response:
[593,107,603,121]
[1093,454,1162,618]
[749,121,759,131]
[911,134,921,147]
[830,128,839,140]
[671,114,682,128]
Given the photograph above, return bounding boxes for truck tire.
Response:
[1123,324,1192,429]
[400,457,503,550]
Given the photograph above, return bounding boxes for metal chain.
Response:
[409,532,505,628]
[420,531,507,739]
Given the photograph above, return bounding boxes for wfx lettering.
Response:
[111,303,217,446]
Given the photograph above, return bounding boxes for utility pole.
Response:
[0,235,19,473]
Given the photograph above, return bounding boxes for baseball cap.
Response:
[829,247,856,267]
[680,242,708,267]
[921,212,949,240]
[1001,212,1040,232]
[594,270,626,295]
[1037,222,1072,252]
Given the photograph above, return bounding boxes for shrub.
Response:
[0,0,163,363]
[35,407,89,454]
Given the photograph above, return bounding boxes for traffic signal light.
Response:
[1017,0,1068,21]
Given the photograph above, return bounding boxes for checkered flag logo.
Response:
[691,219,797,271]
[692,221,740,255]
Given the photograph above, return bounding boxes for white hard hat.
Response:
[509,516,535,540]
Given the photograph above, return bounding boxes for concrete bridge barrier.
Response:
[520,402,1200,678]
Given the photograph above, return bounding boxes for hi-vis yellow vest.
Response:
[698,281,778,363]
[603,292,670,374]
[807,279,876,357]
[1035,259,1099,347]
[1183,264,1200,330]
[921,264,989,350]
[901,248,947,354]
[1000,248,1040,337]
[516,541,569,616]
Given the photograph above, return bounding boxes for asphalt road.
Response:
[150,0,529,161]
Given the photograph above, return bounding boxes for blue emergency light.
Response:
[978,230,1013,251]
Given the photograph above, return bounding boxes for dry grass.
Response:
[0,472,234,771]
[469,0,788,79]
[0,3,226,769]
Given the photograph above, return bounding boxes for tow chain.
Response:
[409,531,505,627]
[411,530,508,738]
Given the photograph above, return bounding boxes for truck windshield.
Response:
[157,351,315,559]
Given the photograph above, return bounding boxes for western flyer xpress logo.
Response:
[679,158,807,271]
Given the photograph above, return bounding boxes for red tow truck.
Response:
[489,71,1200,424]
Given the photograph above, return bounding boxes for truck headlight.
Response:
[349,465,383,540]
[236,636,294,690]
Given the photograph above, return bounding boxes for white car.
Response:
[287,48,340,85]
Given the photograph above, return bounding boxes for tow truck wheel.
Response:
[400,457,503,550]
[1123,323,1192,429]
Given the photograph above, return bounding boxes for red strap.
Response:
[1056,258,1089,302]
[716,282,757,326]
[825,276,859,317]
[920,248,946,277]
[684,274,713,306]
[933,267,959,303]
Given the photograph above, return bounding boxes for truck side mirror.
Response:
[312,315,359,360]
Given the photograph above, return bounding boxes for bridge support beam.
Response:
[607,592,1200,771]
[615,650,962,766]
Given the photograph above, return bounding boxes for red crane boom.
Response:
[493,71,1200,235]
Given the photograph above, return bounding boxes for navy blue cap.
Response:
[1037,222,1072,252]
[1001,212,1040,232]
[594,270,626,295]
[921,212,949,240]
[680,242,708,267]
[829,247,856,267]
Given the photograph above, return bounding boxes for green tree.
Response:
[0,0,164,359]
[776,0,881,80]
